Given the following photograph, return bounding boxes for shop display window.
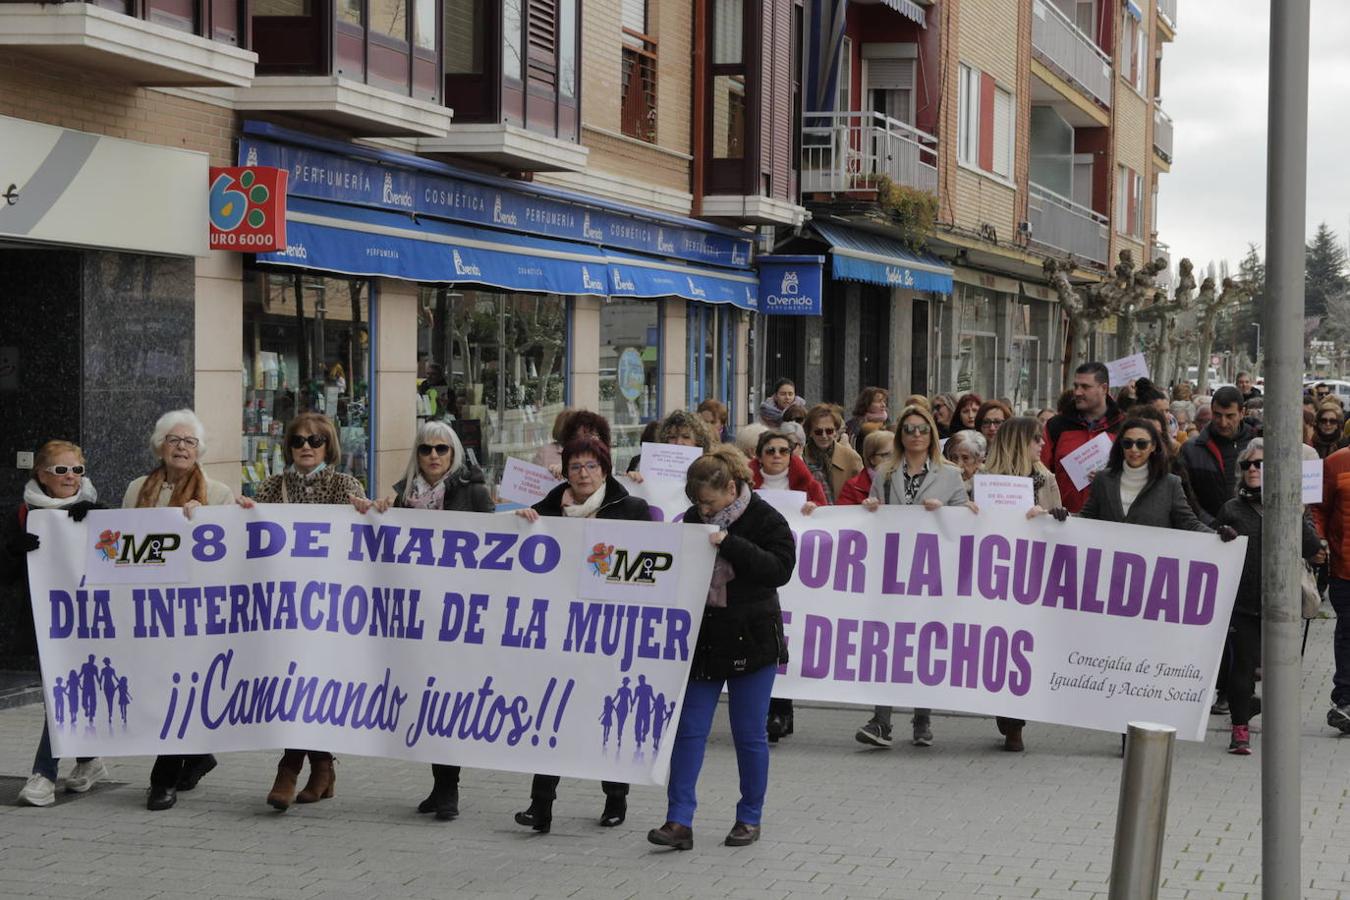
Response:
[417,287,569,483]
[599,298,661,472]
[241,272,375,495]
[687,302,738,431]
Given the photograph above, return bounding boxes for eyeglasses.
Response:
[44,465,85,476]
[567,461,602,475]
[1119,439,1153,451]
[164,436,200,448]
[289,434,328,449]
[871,450,894,461]
[901,423,931,436]
[1239,459,1263,470]
[812,427,836,437]
[1320,417,1340,425]
[761,446,791,457]
[982,419,1005,429]
[418,443,451,456]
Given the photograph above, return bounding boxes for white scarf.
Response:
[23,478,98,509]
[562,482,608,518]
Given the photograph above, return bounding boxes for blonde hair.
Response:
[861,430,894,467]
[36,439,85,470]
[684,445,752,501]
[884,404,942,474]
[982,416,1051,480]
[734,422,768,457]
[659,409,714,453]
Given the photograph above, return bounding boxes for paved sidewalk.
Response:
[2,619,1350,900]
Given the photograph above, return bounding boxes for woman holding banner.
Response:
[856,404,974,749]
[123,409,233,811]
[4,440,104,807]
[239,412,366,812]
[387,420,494,820]
[513,433,650,831]
[648,446,795,850]
[979,416,1066,752]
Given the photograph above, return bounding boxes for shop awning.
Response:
[812,222,953,294]
[881,0,927,27]
[606,251,758,309]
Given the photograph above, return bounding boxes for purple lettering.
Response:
[1107,552,1148,618]
[908,533,943,595]
[1143,557,1182,623]
[801,615,832,679]
[833,618,859,681]
[859,620,889,682]
[1011,539,1046,605]
[981,627,1009,692]
[1043,544,1079,610]
[957,535,974,596]
[834,530,867,593]
[891,621,916,683]
[1081,548,1104,613]
[977,536,1010,600]
[1008,630,1034,695]
[882,533,906,594]
[950,622,981,688]
[799,530,833,589]
[1183,562,1219,625]
[917,622,947,686]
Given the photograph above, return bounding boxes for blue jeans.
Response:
[32,717,92,782]
[666,663,775,828]
[1329,578,1350,707]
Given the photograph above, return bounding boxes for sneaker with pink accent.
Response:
[1228,725,1252,755]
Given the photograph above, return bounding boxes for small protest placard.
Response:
[1106,353,1150,386]
[973,474,1036,511]
[1304,459,1324,505]
[638,442,704,482]
[499,457,562,506]
[1061,432,1113,491]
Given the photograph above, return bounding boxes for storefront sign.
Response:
[28,507,717,785]
[209,166,287,251]
[758,255,824,316]
[239,129,754,270]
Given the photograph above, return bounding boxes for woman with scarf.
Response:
[512,433,650,832]
[3,440,104,807]
[1312,401,1343,459]
[978,416,1067,752]
[239,411,366,812]
[648,447,795,851]
[387,420,494,820]
[758,378,807,427]
[856,404,973,749]
[844,387,889,441]
[1214,439,1325,754]
[802,404,862,504]
[122,409,233,810]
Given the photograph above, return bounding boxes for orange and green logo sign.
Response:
[208,166,287,251]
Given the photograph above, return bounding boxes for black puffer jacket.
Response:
[682,492,796,680]
[1179,422,1256,525]
[533,475,651,521]
[1213,491,1322,617]
[393,465,494,512]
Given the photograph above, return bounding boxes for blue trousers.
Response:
[32,717,91,782]
[666,663,775,828]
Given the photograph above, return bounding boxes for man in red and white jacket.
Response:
[1041,361,1124,513]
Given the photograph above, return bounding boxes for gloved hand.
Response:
[1217,525,1238,543]
[1049,507,1070,522]
[66,501,97,522]
[5,532,38,554]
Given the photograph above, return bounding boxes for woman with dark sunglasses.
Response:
[385,419,493,821]
[239,412,367,812]
[802,404,862,504]
[1312,400,1343,459]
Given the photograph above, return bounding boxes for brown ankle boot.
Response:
[267,750,305,811]
[295,753,335,803]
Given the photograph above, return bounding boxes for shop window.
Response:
[416,287,569,483]
[955,285,998,398]
[687,303,738,429]
[599,298,661,472]
[242,272,375,496]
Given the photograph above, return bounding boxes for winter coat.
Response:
[532,475,651,522]
[392,465,494,513]
[1177,422,1256,525]
[836,468,874,506]
[682,492,796,680]
[1214,493,1321,617]
[1321,447,1350,578]
[749,455,827,506]
[870,459,969,508]
[255,467,365,505]
[1079,469,1211,532]
[806,440,864,503]
[1042,398,1125,513]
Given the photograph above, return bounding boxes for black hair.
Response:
[1211,385,1243,411]
[773,377,796,393]
[1106,418,1169,481]
[1134,378,1166,405]
[1075,361,1110,386]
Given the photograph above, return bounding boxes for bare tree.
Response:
[1045,250,1170,379]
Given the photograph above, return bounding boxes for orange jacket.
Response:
[1322,448,1350,578]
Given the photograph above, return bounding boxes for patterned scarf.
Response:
[706,484,752,608]
[405,473,447,510]
[902,459,930,505]
[135,464,207,509]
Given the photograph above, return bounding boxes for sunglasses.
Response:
[44,465,85,476]
[1239,459,1263,470]
[812,427,836,437]
[1320,417,1340,425]
[762,446,791,456]
[901,423,931,436]
[1119,439,1153,451]
[289,434,328,449]
[418,443,451,456]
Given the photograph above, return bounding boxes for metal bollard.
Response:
[1108,722,1177,900]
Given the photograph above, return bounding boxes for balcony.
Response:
[0,0,255,87]
[800,110,938,197]
[1157,0,1177,32]
[1028,183,1109,266]
[1031,0,1112,109]
[1153,107,1173,164]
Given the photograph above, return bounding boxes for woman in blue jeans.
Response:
[648,446,796,850]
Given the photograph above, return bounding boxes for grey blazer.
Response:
[870,460,969,507]
[1080,470,1211,532]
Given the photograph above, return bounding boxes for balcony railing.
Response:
[1153,107,1174,162]
[1031,0,1112,109]
[1028,183,1109,266]
[1157,0,1177,30]
[800,109,938,196]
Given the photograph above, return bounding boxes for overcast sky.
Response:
[1158,1,1350,272]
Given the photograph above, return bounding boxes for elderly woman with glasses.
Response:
[239,412,366,812]
[943,429,988,499]
[123,409,234,811]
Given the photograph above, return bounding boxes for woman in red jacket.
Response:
[747,431,826,506]
[837,430,895,505]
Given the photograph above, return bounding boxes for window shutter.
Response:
[866,58,914,91]
[978,72,995,171]
[1126,167,1138,236]
[992,87,1013,178]
[527,0,558,90]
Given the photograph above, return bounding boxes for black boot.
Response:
[599,793,626,827]
[514,798,552,833]
[417,766,443,814]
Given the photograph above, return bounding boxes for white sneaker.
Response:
[17,774,56,807]
[65,759,107,793]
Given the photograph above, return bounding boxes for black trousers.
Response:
[1229,613,1262,726]
[768,697,793,717]
[529,774,627,801]
[149,754,213,789]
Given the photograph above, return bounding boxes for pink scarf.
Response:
[706,484,752,607]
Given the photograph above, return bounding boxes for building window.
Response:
[1123,12,1146,93]
[621,0,658,142]
[955,285,999,398]
[957,63,977,166]
[992,85,1014,178]
[599,298,661,472]
[958,63,1013,179]
[444,0,484,73]
[710,0,746,161]
[1116,164,1143,238]
[416,287,569,483]
[242,272,375,496]
[837,35,852,113]
[687,303,738,427]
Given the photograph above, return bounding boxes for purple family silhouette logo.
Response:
[599,674,675,760]
[50,654,131,734]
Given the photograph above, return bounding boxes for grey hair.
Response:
[400,419,466,491]
[151,409,207,457]
[1238,437,1263,465]
[734,423,768,458]
[779,421,807,448]
[944,428,987,460]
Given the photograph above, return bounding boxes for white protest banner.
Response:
[973,474,1035,511]
[768,505,1245,740]
[1106,352,1150,386]
[1304,459,1323,505]
[498,457,562,507]
[28,506,717,786]
[619,476,691,522]
[1061,432,1113,491]
[755,489,809,516]
[638,442,704,482]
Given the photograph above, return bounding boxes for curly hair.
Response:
[658,409,714,453]
[560,410,612,448]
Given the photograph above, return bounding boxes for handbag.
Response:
[1302,562,1323,619]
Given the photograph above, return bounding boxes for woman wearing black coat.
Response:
[1080,418,1224,534]
[512,434,651,832]
[1213,439,1325,754]
[648,446,796,851]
